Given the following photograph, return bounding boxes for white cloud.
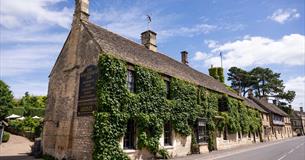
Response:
[193,51,209,61]
[0,0,73,29]
[285,76,305,109]
[268,8,300,24]
[159,24,218,38]
[195,34,305,68]
[0,44,60,77]
[91,6,218,41]
[0,0,70,77]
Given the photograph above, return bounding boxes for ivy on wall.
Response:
[93,54,262,159]
[208,67,224,83]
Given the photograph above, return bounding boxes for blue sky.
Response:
[0,0,304,109]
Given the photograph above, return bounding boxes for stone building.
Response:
[249,94,292,140]
[42,0,240,159]
[291,107,305,136]
[215,97,268,150]
[42,0,294,159]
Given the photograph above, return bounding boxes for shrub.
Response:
[2,131,10,142]
[9,117,42,135]
[27,108,45,117]
[8,107,26,116]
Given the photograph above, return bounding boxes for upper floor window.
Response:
[124,119,135,149]
[164,122,172,146]
[195,118,208,143]
[127,70,135,92]
[165,80,170,99]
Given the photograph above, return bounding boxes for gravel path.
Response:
[0,133,35,159]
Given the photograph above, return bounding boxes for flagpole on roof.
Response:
[220,52,223,68]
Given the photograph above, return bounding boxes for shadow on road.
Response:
[0,155,38,160]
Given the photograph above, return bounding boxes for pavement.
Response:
[173,136,305,160]
[0,133,38,160]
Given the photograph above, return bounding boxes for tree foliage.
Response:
[227,66,295,103]
[0,80,14,120]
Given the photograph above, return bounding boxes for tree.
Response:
[250,67,295,102]
[227,67,295,103]
[19,92,47,109]
[17,92,47,116]
[227,67,254,96]
[0,80,14,120]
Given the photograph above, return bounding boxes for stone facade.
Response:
[43,1,296,159]
[291,108,305,136]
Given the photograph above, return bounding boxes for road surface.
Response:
[174,136,305,160]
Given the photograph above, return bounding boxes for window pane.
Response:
[127,70,135,92]
[124,120,135,149]
[196,118,208,143]
[164,122,172,146]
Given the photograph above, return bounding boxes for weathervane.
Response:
[146,14,152,30]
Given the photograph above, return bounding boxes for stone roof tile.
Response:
[83,22,241,99]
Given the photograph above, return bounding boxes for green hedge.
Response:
[8,107,26,116]
[27,108,45,117]
[2,131,10,142]
[8,107,45,117]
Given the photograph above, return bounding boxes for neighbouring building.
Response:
[215,97,269,150]
[248,92,292,140]
[291,107,305,136]
[42,0,295,159]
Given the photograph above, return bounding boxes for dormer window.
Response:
[127,70,135,92]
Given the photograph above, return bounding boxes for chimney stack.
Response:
[261,96,268,102]
[289,105,292,109]
[181,51,188,65]
[272,99,277,105]
[73,0,90,23]
[248,89,253,98]
[141,30,157,52]
[300,107,303,112]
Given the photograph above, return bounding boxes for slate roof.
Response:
[243,97,268,113]
[249,97,288,116]
[83,21,241,99]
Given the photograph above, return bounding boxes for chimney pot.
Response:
[141,30,157,52]
[248,89,253,98]
[300,107,303,112]
[181,51,188,65]
[272,100,277,105]
[261,96,268,102]
[289,105,292,109]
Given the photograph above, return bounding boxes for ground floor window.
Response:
[196,118,208,143]
[164,122,172,146]
[124,119,135,149]
[223,127,228,140]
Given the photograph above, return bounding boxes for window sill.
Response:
[198,142,208,146]
[123,149,136,154]
[163,145,174,149]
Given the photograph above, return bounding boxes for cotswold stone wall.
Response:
[42,22,100,159]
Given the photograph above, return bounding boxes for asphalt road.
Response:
[174,136,305,160]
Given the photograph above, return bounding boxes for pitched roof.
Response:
[294,111,305,117]
[249,97,288,116]
[243,97,268,113]
[83,22,240,99]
